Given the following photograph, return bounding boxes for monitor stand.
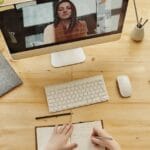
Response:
[51,48,86,67]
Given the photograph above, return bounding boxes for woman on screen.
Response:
[44,0,88,44]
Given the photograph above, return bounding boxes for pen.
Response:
[95,136,113,140]
[133,0,139,24]
[142,19,149,27]
[138,17,143,28]
[35,112,72,120]
[139,17,142,24]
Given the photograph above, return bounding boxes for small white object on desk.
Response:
[131,25,144,42]
[117,75,132,98]
[131,0,148,42]
[51,48,86,67]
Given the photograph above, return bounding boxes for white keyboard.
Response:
[45,75,109,112]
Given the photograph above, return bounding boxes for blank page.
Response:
[36,126,54,150]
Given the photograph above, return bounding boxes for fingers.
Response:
[92,128,113,139]
[91,129,120,150]
[59,124,68,133]
[91,127,99,136]
[63,124,72,135]
[54,124,73,136]
[66,124,73,138]
[91,128,104,137]
[54,125,58,133]
[64,143,78,150]
[91,137,106,147]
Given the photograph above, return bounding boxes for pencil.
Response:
[139,17,142,24]
[133,0,139,24]
[95,136,113,140]
[35,112,72,120]
[142,19,149,27]
[138,17,143,28]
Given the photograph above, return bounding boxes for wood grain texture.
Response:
[0,0,150,149]
[0,0,32,6]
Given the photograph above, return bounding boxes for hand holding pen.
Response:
[91,128,121,150]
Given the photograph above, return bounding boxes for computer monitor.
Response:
[0,0,128,67]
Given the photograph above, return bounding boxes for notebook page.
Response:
[36,126,54,150]
[71,121,105,150]
[36,125,71,150]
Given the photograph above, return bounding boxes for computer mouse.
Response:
[117,75,132,97]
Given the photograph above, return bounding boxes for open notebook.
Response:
[35,120,105,150]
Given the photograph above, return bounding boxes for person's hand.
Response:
[91,128,121,150]
[45,124,77,150]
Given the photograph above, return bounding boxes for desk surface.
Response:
[0,0,150,150]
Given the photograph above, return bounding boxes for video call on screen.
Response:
[0,0,127,53]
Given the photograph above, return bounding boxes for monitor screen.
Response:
[0,0,128,59]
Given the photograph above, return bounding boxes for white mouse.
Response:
[117,75,132,97]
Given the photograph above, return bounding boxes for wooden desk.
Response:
[0,0,32,6]
[0,0,150,149]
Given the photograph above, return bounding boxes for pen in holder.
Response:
[131,25,144,42]
[131,0,148,42]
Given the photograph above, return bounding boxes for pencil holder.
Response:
[131,25,144,42]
